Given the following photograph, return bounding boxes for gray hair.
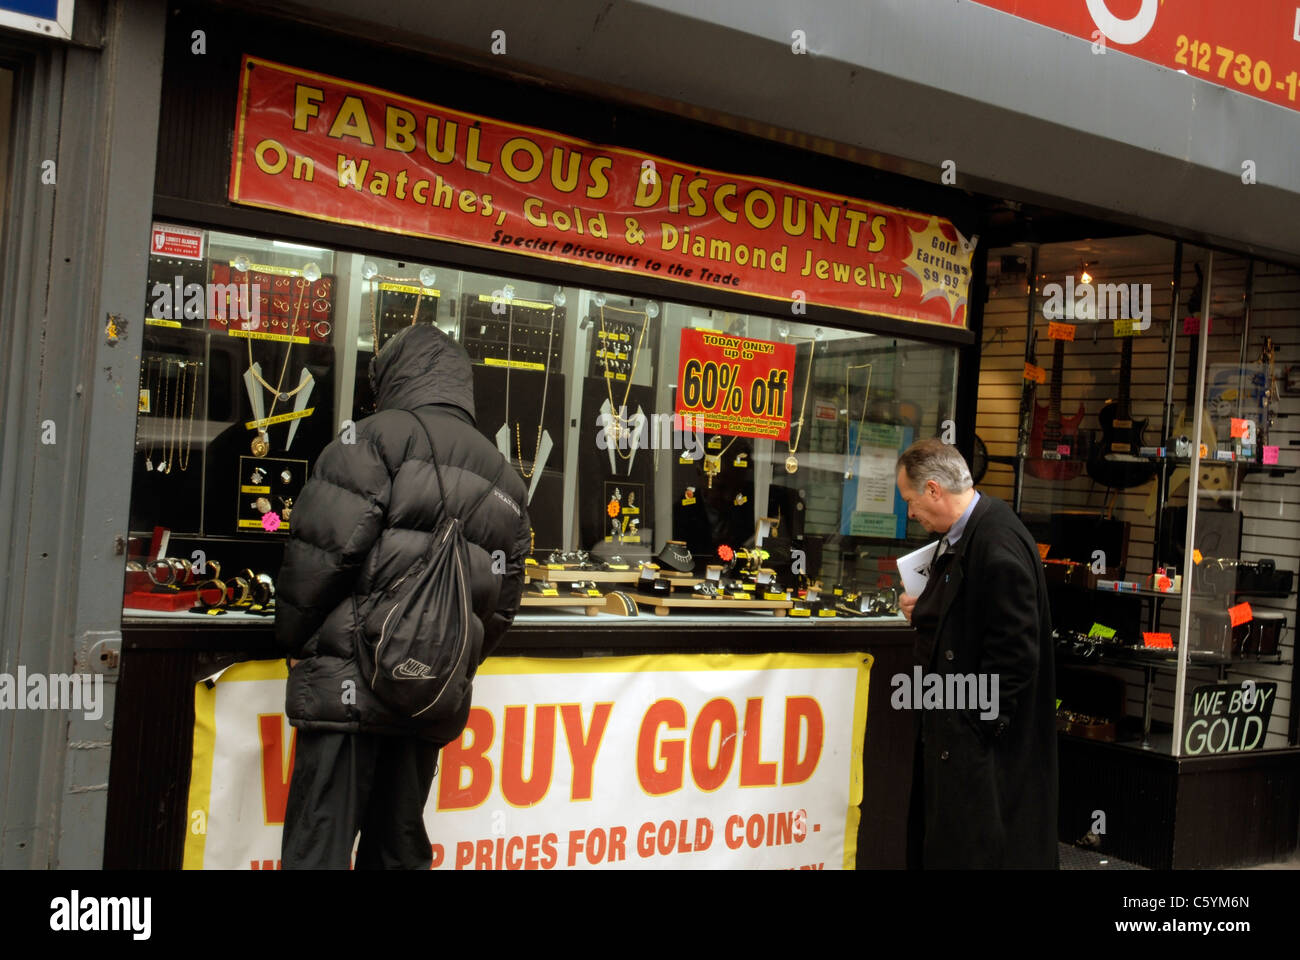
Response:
[896,438,973,494]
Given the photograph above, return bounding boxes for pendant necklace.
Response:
[599,304,649,459]
[504,302,557,479]
[843,363,872,480]
[702,435,739,489]
[248,276,310,456]
[785,338,817,474]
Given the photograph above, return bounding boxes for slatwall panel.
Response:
[977,244,1297,751]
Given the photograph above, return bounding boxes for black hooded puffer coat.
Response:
[275,324,530,743]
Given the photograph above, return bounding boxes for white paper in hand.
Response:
[897,540,941,597]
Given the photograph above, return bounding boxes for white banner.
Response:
[184,653,872,870]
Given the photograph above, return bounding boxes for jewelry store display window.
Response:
[124,225,961,625]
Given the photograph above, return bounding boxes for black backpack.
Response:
[357,409,506,721]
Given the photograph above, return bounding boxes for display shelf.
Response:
[631,594,794,617]
[519,594,606,616]
[524,567,641,583]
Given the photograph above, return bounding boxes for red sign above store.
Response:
[228,56,973,329]
[676,330,797,441]
[970,0,1300,113]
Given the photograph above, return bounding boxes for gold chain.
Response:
[177,360,200,472]
[504,300,558,479]
[787,338,817,456]
[248,279,311,404]
[158,357,172,472]
[599,304,650,460]
[166,358,183,474]
[142,357,158,466]
[843,363,872,479]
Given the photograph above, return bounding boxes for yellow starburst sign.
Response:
[902,217,975,320]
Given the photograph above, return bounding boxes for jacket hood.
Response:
[370,324,476,422]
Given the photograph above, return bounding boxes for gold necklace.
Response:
[785,338,817,473]
[249,279,309,456]
[702,435,739,489]
[503,302,558,479]
[157,358,172,473]
[142,357,159,470]
[599,304,649,459]
[177,361,199,471]
[166,358,183,475]
[843,363,872,480]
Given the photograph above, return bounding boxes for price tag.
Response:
[1230,418,1249,439]
[790,608,811,617]
[706,567,721,582]
[1263,445,1280,465]
[1023,362,1046,384]
[1143,632,1174,649]
[807,589,821,603]
[585,588,602,597]
[1113,319,1138,337]
[763,591,788,601]
[640,566,655,580]
[547,564,566,570]
[817,609,837,617]
[539,587,559,597]
[1088,623,1116,639]
[730,591,750,599]
[1047,322,1076,341]
[680,496,695,505]
[1228,602,1253,628]
[757,571,772,585]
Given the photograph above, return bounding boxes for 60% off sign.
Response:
[675,329,795,440]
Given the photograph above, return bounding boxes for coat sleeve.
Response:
[969,527,1045,739]
[480,497,531,661]
[274,433,393,658]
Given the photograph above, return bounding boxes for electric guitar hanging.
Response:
[1087,331,1158,489]
[1027,334,1085,480]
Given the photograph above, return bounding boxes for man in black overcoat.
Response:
[896,438,1057,868]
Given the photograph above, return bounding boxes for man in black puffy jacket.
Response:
[275,323,530,869]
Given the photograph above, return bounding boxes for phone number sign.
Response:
[675,330,796,441]
[971,0,1300,113]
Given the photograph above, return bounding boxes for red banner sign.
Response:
[229,57,972,329]
[676,330,796,440]
[970,0,1300,113]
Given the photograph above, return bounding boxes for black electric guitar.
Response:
[1087,332,1158,489]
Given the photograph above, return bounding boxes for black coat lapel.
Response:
[931,496,992,644]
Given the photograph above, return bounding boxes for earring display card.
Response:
[460,296,565,368]
[603,482,647,545]
[144,254,209,330]
[236,455,307,535]
[586,307,657,381]
[208,264,336,344]
[374,282,441,351]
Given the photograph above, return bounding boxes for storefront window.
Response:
[124,226,960,624]
[978,237,1298,754]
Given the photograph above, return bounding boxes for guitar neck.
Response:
[1116,334,1134,415]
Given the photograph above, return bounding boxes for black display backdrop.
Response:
[578,379,658,558]
[471,363,566,554]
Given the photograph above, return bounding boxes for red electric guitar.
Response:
[1026,336,1085,480]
